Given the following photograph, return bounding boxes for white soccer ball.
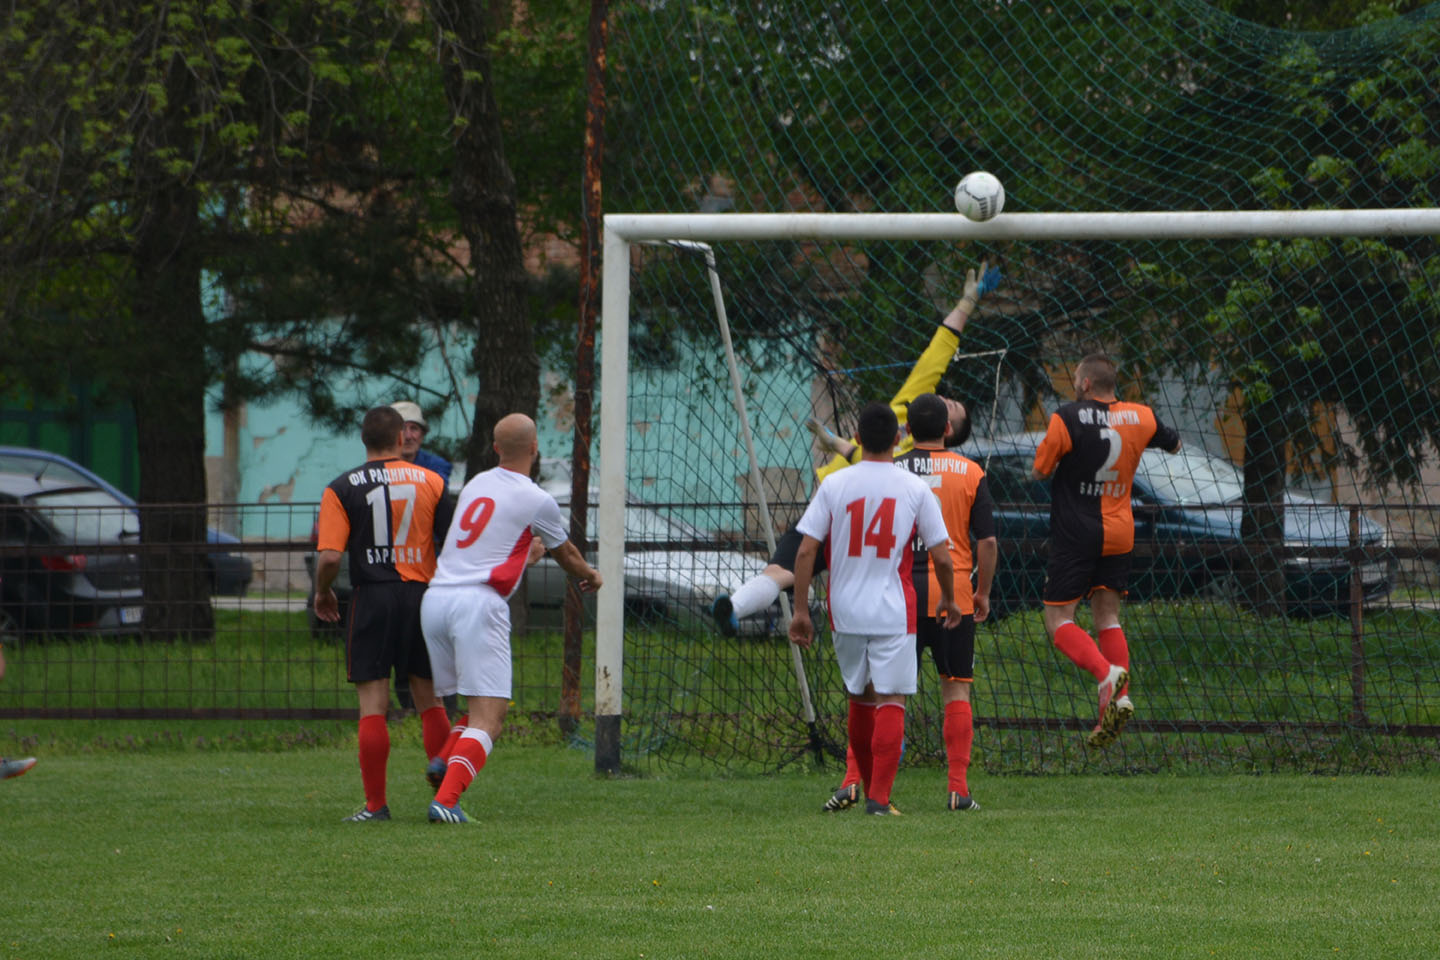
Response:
[953,171,1005,222]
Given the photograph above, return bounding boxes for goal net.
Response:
[593,211,1440,776]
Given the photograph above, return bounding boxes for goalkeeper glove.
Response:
[963,259,1001,303]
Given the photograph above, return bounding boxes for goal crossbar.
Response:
[592,208,1440,773]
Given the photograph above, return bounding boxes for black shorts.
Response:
[769,526,829,577]
[916,614,976,682]
[345,580,433,685]
[1042,550,1131,605]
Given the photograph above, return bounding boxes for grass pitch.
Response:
[1,726,1435,959]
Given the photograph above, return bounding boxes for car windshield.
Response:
[28,488,140,543]
[1136,447,1244,506]
[0,454,94,487]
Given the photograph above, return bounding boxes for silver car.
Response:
[526,486,773,627]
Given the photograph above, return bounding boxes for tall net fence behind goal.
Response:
[599,2,1440,774]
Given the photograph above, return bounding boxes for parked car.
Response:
[0,471,145,636]
[525,490,773,627]
[0,446,253,596]
[304,460,774,635]
[971,432,1394,618]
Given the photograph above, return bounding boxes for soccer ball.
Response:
[953,171,1005,222]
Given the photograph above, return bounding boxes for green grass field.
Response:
[1,722,1436,959]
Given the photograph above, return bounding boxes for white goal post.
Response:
[593,208,1440,773]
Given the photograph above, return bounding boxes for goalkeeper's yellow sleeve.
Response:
[814,324,962,483]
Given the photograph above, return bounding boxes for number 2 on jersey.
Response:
[454,496,496,548]
[845,497,897,558]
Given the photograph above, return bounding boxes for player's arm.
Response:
[940,260,998,336]
[969,476,999,623]
[313,488,349,623]
[1030,412,1071,482]
[927,543,964,629]
[787,534,823,648]
[548,540,602,592]
[313,550,344,622]
[972,537,997,623]
[892,260,1000,410]
[1150,418,1183,455]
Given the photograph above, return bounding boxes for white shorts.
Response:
[420,584,512,699]
[831,631,917,697]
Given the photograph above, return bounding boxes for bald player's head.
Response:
[493,413,538,469]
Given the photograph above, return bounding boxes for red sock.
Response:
[435,728,490,807]
[943,699,973,796]
[840,743,862,790]
[846,701,876,797]
[357,714,389,811]
[440,712,469,760]
[1053,621,1111,681]
[868,703,906,806]
[420,706,450,761]
[1098,626,1130,695]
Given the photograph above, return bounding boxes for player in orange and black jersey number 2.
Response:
[313,405,455,822]
[1030,354,1181,750]
[894,393,997,810]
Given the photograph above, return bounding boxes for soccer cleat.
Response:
[865,798,903,816]
[343,804,391,822]
[822,783,859,813]
[1112,694,1136,736]
[428,800,469,824]
[426,756,447,789]
[1087,664,1131,749]
[947,792,980,812]
[710,594,738,637]
[0,757,36,780]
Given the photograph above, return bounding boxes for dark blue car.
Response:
[968,433,1393,618]
[0,446,253,596]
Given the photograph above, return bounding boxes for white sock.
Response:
[730,573,782,619]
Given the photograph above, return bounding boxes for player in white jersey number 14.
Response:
[789,402,962,816]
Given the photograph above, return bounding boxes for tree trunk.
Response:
[132,183,215,641]
[432,0,540,478]
[1239,398,1288,618]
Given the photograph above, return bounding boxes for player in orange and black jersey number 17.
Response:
[314,405,456,823]
[1030,354,1181,750]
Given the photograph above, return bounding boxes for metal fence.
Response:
[2,499,1438,773]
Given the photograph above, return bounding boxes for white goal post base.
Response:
[592,208,1440,774]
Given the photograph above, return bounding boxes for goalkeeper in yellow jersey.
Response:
[710,259,1001,636]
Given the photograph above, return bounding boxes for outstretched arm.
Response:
[549,541,603,592]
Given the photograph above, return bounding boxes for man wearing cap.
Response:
[391,401,453,484]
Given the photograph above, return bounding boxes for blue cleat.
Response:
[428,800,469,824]
[426,756,447,789]
[343,804,391,822]
[711,595,738,637]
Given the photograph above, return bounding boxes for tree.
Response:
[0,0,427,635]
[1119,19,1440,612]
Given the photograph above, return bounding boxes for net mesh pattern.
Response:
[601,2,1440,774]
